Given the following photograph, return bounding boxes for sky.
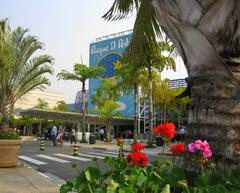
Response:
[0,0,188,103]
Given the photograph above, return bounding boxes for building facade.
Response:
[14,90,65,110]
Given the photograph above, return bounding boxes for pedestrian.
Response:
[71,128,76,144]
[179,126,186,142]
[56,126,64,146]
[51,125,57,146]
[99,128,104,141]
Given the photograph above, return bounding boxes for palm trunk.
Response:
[147,65,154,147]
[186,78,240,174]
[106,120,112,142]
[81,81,87,143]
[1,113,9,132]
[133,83,138,144]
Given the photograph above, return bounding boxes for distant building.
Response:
[14,90,65,110]
[67,90,88,113]
[168,79,187,88]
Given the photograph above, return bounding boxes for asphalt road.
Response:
[19,141,160,182]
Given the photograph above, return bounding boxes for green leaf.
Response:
[107,179,119,193]
[60,182,73,193]
[136,174,147,187]
[161,184,170,193]
[85,170,91,182]
[194,171,225,187]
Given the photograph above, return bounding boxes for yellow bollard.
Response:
[40,140,45,151]
[72,144,79,156]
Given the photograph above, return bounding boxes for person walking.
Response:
[71,128,76,144]
[56,126,64,146]
[99,128,104,141]
[179,126,186,142]
[51,125,57,146]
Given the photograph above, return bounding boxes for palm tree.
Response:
[57,64,104,143]
[104,0,240,172]
[121,40,176,147]
[0,19,53,132]
[91,78,121,142]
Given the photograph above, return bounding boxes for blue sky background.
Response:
[0,0,187,103]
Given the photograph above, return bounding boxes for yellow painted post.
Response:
[40,140,45,151]
[72,144,79,156]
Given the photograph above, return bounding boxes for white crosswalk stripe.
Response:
[55,154,91,161]
[78,153,105,159]
[19,155,48,165]
[36,154,70,163]
[88,152,118,157]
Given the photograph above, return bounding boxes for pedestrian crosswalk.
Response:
[19,151,120,166]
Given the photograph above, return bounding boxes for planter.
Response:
[0,139,23,167]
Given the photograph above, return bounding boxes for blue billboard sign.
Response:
[88,33,134,117]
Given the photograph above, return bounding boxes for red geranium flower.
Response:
[126,151,149,167]
[170,143,185,156]
[132,143,145,152]
[152,122,176,139]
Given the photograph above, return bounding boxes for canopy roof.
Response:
[19,108,134,126]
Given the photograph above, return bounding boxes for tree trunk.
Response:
[147,65,154,147]
[1,113,9,132]
[105,121,112,142]
[186,78,240,174]
[81,81,87,143]
[133,83,138,144]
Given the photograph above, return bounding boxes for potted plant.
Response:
[0,130,22,167]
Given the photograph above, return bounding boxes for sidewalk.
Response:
[0,164,60,193]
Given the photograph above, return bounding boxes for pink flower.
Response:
[188,143,196,152]
[200,140,210,151]
[203,149,212,158]
[188,139,213,158]
[194,140,203,150]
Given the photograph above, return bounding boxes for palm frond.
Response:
[103,0,140,20]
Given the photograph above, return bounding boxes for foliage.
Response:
[53,100,68,111]
[57,63,104,142]
[35,98,49,109]
[60,141,240,193]
[91,79,122,142]
[0,130,20,139]
[0,18,53,131]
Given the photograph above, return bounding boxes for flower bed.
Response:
[60,123,240,193]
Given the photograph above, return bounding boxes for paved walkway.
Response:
[0,138,176,193]
[0,165,60,193]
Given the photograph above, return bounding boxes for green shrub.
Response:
[0,131,20,139]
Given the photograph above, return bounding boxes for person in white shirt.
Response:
[99,128,104,141]
[179,126,185,142]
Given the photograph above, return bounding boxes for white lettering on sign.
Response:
[90,36,131,56]
[118,37,130,49]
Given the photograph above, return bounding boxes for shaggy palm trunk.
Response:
[1,114,9,132]
[133,83,138,144]
[81,81,87,143]
[186,78,240,174]
[147,65,154,147]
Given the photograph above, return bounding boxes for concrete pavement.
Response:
[0,138,176,193]
[0,164,60,193]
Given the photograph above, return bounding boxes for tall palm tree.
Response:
[104,0,240,172]
[116,59,146,144]
[57,64,104,143]
[0,19,53,132]
[120,39,176,147]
